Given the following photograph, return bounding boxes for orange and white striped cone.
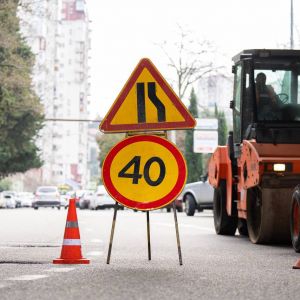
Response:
[293,259,300,269]
[53,198,89,264]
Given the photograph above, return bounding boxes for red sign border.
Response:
[102,135,187,211]
[100,58,196,132]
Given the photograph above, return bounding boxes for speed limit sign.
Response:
[102,135,187,211]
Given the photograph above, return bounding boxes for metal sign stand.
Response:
[106,202,118,264]
[173,201,183,265]
[106,131,183,265]
[146,211,151,261]
[106,201,182,265]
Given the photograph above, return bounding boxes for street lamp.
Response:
[290,0,294,49]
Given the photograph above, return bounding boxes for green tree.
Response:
[184,88,203,183]
[0,178,11,192]
[97,133,125,169]
[214,104,228,145]
[0,0,44,179]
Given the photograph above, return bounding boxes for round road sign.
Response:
[102,135,187,211]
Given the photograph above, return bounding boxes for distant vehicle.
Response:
[164,198,183,212]
[0,193,5,208]
[60,190,75,209]
[0,192,16,208]
[60,190,94,209]
[17,192,34,207]
[60,195,69,209]
[33,186,61,209]
[75,190,89,208]
[2,191,18,208]
[89,185,121,210]
[63,190,86,208]
[181,178,214,216]
[79,190,94,209]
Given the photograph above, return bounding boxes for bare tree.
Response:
[157,26,226,150]
[158,25,224,102]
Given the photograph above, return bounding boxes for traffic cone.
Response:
[53,198,90,264]
[293,258,300,269]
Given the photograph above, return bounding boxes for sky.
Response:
[86,0,300,119]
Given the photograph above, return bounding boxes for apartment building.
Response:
[19,0,91,189]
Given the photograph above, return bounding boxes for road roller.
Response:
[208,49,300,244]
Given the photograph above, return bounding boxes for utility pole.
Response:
[290,0,294,49]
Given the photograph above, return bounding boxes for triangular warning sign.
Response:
[100,58,196,133]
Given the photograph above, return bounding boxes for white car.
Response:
[0,192,16,208]
[89,186,117,210]
[6,191,20,207]
[181,178,214,216]
[79,190,94,209]
[59,194,69,209]
[0,193,5,208]
[33,186,61,209]
[17,192,35,207]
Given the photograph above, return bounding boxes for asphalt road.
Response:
[0,208,299,300]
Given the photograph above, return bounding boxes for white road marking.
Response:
[86,251,103,256]
[7,275,48,281]
[90,238,103,243]
[45,267,75,273]
[153,222,215,232]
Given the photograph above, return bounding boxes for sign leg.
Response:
[173,201,183,265]
[146,211,151,260]
[106,202,118,264]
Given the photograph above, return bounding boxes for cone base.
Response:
[53,258,90,264]
[292,259,300,269]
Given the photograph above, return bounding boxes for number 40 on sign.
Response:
[102,135,187,211]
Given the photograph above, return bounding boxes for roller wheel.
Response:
[238,219,248,236]
[291,188,300,252]
[247,186,292,244]
[213,180,237,235]
[185,194,196,216]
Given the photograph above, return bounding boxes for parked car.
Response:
[63,190,87,208]
[59,190,76,209]
[0,192,16,208]
[17,192,34,207]
[181,178,214,216]
[33,186,61,209]
[0,193,5,208]
[60,194,69,209]
[75,190,89,208]
[79,190,94,209]
[89,185,121,210]
[2,191,18,208]
[164,198,183,212]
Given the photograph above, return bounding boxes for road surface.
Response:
[0,208,299,299]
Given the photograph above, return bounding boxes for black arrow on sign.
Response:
[136,82,166,123]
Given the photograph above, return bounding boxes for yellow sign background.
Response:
[111,68,185,125]
[110,141,179,202]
